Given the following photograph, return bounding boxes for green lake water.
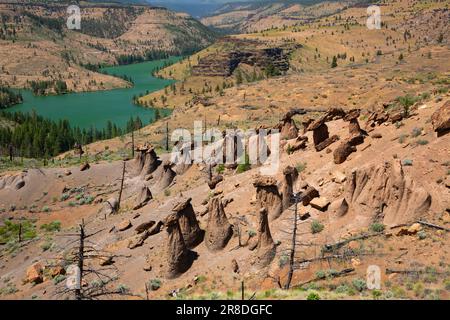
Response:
[6,57,180,129]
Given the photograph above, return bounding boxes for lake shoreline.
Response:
[3,57,181,130]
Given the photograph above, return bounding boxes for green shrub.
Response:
[40,241,53,252]
[53,275,66,285]
[411,127,422,137]
[416,139,428,145]
[117,284,129,295]
[236,154,251,173]
[60,193,70,201]
[418,231,427,240]
[311,220,324,234]
[286,145,294,155]
[148,279,161,291]
[40,221,61,232]
[306,292,320,300]
[0,219,37,244]
[316,269,339,279]
[216,164,225,174]
[352,278,367,292]
[444,279,450,291]
[370,223,385,233]
[372,290,383,299]
[398,134,408,143]
[42,206,51,213]
[397,95,418,116]
[413,282,424,297]
[247,230,257,237]
[296,162,307,173]
[402,159,413,166]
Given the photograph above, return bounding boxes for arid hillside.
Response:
[0,0,449,300]
[0,1,216,93]
[201,0,360,33]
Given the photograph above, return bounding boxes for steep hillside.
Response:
[0,1,216,93]
[0,0,449,301]
[201,0,361,33]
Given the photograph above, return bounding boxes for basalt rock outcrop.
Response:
[431,100,450,137]
[163,213,196,278]
[173,197,204,249]
[253,175,283,221]
[315,134,340,152]
[344,160,431,226]
[133,185,152,210]
[134,143,161,177]
[281,166,298,211]
[301,185,320,206]
[333,140,357,164]
[208,175,224,190]
[254,208,276,268]
[286,135,308,152]
[205,197,233,251]
[192,45,289,77]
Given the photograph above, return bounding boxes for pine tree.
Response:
[331,56,338,68]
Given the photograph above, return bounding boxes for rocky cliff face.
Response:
[192,44,291,77]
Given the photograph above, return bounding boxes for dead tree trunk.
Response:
[118,161,126,210]
[76,221,85,300]
[165,122,169,151]
[285,193,300,290]
[9,144,13,162]
[131,130,135,158]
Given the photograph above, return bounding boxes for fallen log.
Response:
[293,268,355,288]
[416,220,450,232]
[322,232,384,253]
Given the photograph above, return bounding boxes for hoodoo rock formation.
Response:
[154,160,176,192]
[133,185,152,210]
[163,212,196,279]
[275,108,306,140]
[343,160,432,226]
[254,208,277,268]
[173,197,204,249]
[281,166,298,211]
[253,175,283,221]
[134,143,161,177]
[344,109,366,146]
[205,197,233,251]
[309,116,330,149]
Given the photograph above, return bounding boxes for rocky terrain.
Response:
[0,0,449,300]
